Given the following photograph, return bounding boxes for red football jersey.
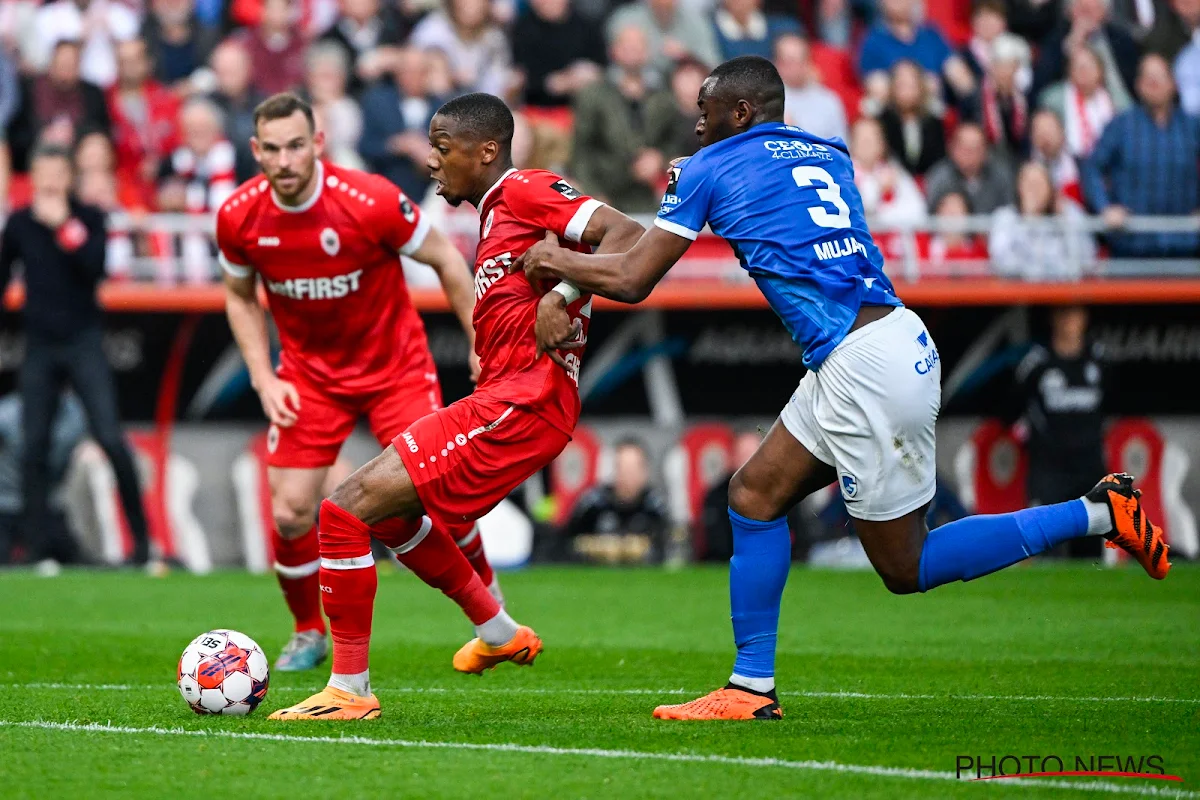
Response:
[216,161,433,395]
[473,168,602,434]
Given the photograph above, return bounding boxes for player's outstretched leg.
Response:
[911,472,1170,590]
[371,515,539,673]
[268,467,330,672]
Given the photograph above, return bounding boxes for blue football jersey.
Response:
[656,122,901,369]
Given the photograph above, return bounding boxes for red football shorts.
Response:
[266,368,442,469]
[393,392,571,531]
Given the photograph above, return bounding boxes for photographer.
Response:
[0,143,150,568]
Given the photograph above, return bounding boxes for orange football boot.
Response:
[453,625,542,674]
[268,686,381,720]
[1087,473,1171,580]
[653,686,783,720]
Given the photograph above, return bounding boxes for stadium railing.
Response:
[4,212,1199,311]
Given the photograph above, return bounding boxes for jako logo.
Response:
[840,473,858,499]
[402,431,419,453]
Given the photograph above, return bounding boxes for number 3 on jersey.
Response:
[792,166,851,229]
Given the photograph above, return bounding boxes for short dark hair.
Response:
[434,92,514,153]
[706,56,785,114]
[974,0,1006,16]
[253,92,315,133]
[31,142,73,168]
[614,437,649,456]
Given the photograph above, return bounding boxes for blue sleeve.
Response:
[654,156,714,241]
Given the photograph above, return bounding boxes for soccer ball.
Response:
[177,629,270,715]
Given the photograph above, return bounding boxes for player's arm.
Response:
[218,215,301,427]
[409,226,480,382]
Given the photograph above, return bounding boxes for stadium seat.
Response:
[548,423,609,527]
[78,431,211,572]
[664,423,735,554]
[1103,419,1198,563]
[952,419,1028,514]
[810,43,863,122]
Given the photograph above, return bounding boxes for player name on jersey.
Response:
[813,237,869,261]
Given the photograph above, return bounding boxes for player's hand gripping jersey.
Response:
[655,122,901,370]
[471,168,601,431]
[216,160,435,396]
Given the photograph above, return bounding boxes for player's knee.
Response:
[327,471,392,527]
[727,467,783,521]
[876,563,920,595]
[272,494,317,538]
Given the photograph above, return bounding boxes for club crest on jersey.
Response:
[320,227,340,256]
[483,209,495,239]
[399,192,416,223]
[550,180,581,200]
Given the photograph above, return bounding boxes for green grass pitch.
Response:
[1,562,1197,799]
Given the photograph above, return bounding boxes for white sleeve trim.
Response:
[564,198,604,243]
[654,217,700,241]
[399,213,432,257]
[219,251,253,279]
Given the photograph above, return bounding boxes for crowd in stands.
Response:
[0,0,1197,282]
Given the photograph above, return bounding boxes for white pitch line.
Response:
[1,719,1195,799]
[8,683,1200,705]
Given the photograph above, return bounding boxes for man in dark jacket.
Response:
[0,144,150,566]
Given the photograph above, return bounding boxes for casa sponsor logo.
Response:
[955,754,1179,785]
[763,140,833,161]
[264,269,363,300]
[474,252,513,300]
[813,237,868,261]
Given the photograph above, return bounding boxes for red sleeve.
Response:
[507,172,605,244]
[215,200,253,279]
[364,176,430,256]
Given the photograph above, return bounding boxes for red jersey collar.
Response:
[478,167,518,212]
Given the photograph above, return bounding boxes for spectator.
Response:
[1174,2,1200,113]
[712,0,802,61]
[925,122,1015,213]
[107,38,181,210]
[1038,45,1117,158]
[424,47,456,98]
[0,391,87,566]
[857,0,975,110]
[30,0,141,89]
[606,0,722,79]
[571,24,680,212]
[317,0,410,95]
[961,0,1012,82]
[1011,305,1106,559]
[0,47,17,213]
[157,96,237,214]
[409,0,512,97]
[849,116,927,228]
[358,47,439,199]
[878,59,946,177]
[1111,0,1174,44]
[1083,52,1200,257]
[140,0,220,90]
[990,161,1095,280]
[775,33,848,141]
[9,40,112,174]
[512,0,605,109]
[1144,0,1200,60]
[75,166,138,279]
[235,0,308,98]
[971,32,1032,156]
[0,145,151,568]
[207,40,261,183]
[1029,108,1084,202]
[559,438,669,565]
[664,58,708,158]
[927,191,990,271]
[1032,0,1139,109]
[304,42,364,170]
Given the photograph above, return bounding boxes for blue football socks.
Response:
[728,509,791,688]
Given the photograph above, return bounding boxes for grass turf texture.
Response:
[0,563,1196,799]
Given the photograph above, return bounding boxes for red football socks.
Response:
[272,525,326,635]
[449,521,496,588]
[318,500,378,676]
[375,516,500,626]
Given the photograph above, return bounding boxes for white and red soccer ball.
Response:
[177,630,270,715]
